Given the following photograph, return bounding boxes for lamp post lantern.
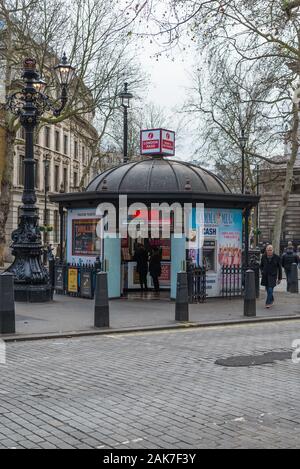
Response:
[239,129,248,194]
[6,55,75,302]
[119,83,133,164]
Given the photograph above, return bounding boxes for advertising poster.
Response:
[159,262,171,286]
[67,208,103,265]
[191,208,243,297]
[72,219,99,257]
[68,268,78,293]
[80,271,93,298]
[55,266,64,291]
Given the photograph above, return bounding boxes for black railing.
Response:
[50,258,101,299]
[221,266,243,298]
[187,265,206,303]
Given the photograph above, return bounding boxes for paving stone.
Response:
[0,322,300,448]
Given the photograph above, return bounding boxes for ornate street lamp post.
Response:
[119,83,133,164]
[42,154,50,265]
[239,129,248,194]
[6,55,75,302]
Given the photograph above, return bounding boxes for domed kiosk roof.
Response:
[86,158,231,194]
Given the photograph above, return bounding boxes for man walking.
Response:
[282,241,299,292]
[260,244,282,308]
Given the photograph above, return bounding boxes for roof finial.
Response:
[101,178,108,191]
[185,178,192,191]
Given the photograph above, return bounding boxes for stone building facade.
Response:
[4,115,99,261]
[258,150,300,250]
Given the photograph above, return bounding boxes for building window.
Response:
[73,171,78,188]
[19,155,25,185]
[55,130,60,152]
[64,135,68,155]
[74,141,78,160]
[54,210,59,243]
[63,167,68,192]
[82,146,85,165]
[45,127,50,148]
[54,165,60,192]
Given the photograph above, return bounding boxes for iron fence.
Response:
[187,265,207,303]
[221,266,243,298]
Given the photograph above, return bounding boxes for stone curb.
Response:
[1,314,300,343]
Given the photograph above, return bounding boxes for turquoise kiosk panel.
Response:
[171,235,186,299]
[104,238,121,298]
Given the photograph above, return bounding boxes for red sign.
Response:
[140,129,175,156]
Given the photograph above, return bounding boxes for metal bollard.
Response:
[244,269,256,317]
[175,272,189,322]
[0,273,16,334]
[94,272,109,328]
[290,263,299,294]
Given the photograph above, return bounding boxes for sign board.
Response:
[80,271,93,298]
[67,208,103,265]
[68,267,79,293]
[140,128,175,156]
[189,208,243,297]
[55,266,64,291]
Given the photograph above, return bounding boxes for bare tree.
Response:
[185,53,291,190]
[0,0,146,264]
[141,0,300,252]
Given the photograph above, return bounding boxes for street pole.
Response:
[123,104,128,164]
[256,164,260,247]
[239,129,247,194]
[242,146,245,194]
[6,56,75,302]
[118,83,133,164]
[245,207,250,268]
[43,156,50,265]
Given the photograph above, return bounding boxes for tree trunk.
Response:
[0,129,15,266]
[272,103,299,253]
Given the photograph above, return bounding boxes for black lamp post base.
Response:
[14,283,53,303]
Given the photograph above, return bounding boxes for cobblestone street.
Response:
[1,321,300,449]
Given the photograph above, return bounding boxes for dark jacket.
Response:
[260,254,282,288]
[133,247,148,275]
[149,252,162,277]
[282,249,299,271]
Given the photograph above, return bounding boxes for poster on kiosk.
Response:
[189,208,243,297]
[67,208,103,265]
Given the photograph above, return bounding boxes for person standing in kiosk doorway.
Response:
[149,247,162,293]
[260,244,282,308]
[133,243,149,292]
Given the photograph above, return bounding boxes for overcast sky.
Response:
[136,37,198,162]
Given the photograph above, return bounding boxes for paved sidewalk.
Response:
[0,283,299,340]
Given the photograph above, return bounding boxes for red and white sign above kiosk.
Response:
[140,128,175,156]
